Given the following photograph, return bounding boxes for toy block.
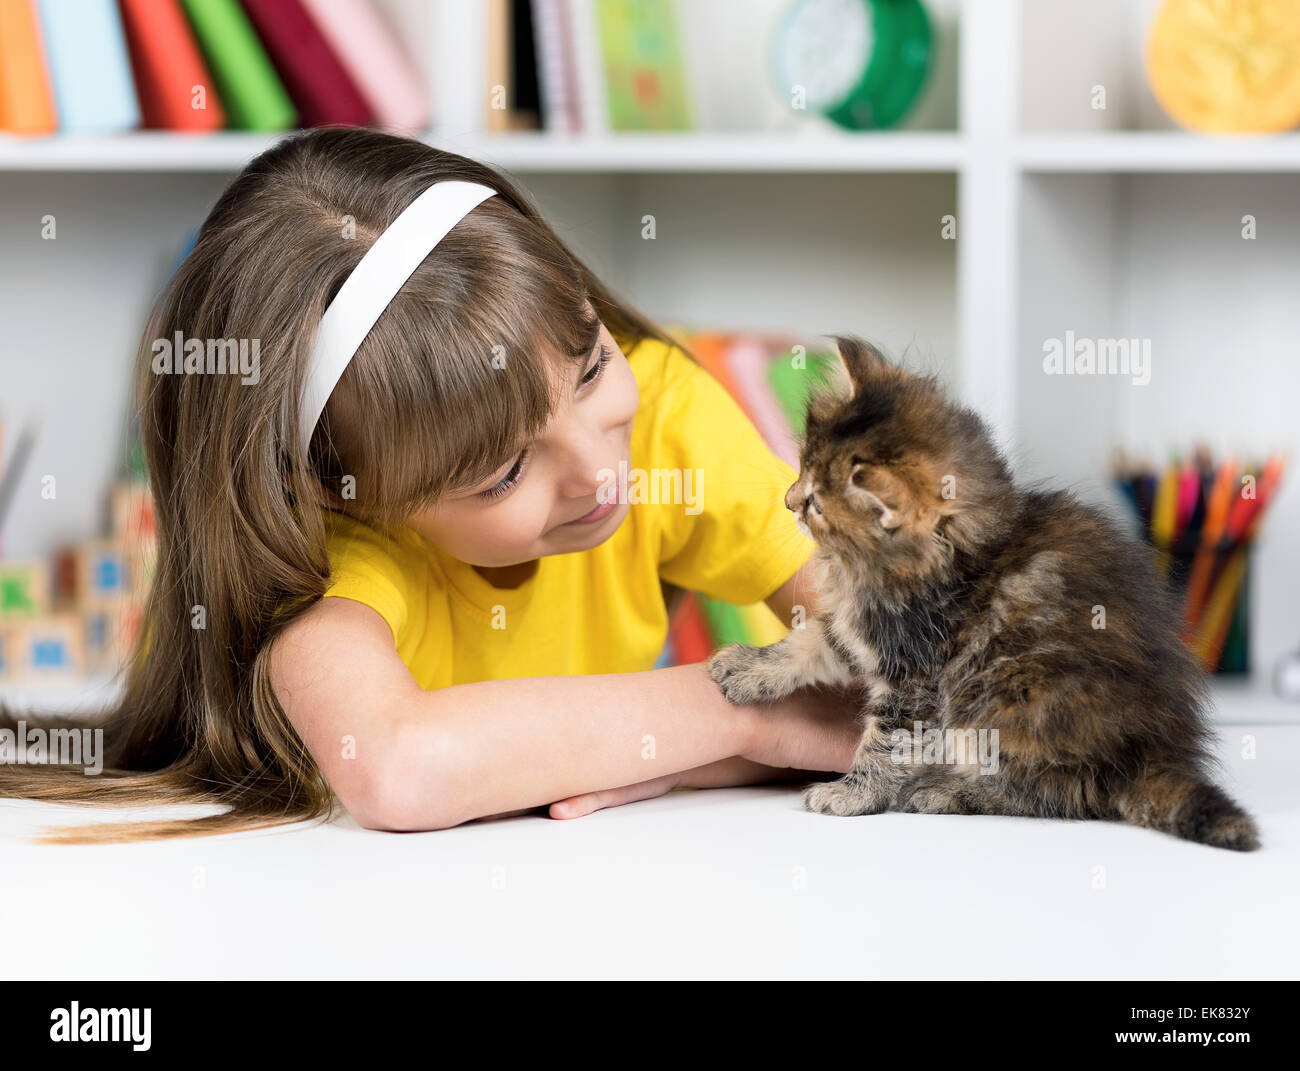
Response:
[0,624,12,679]
[3,613,84,682]
[53,541,130,611]
[109,481,155,542]
[83,603,142,674]
[0,560,50,619]
[126,530,158,600]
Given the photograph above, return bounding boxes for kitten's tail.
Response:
[1115,768,1260,851]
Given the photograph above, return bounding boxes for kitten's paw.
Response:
[898,783,969,815]
[802,776,892,817]
[707,643,782,705]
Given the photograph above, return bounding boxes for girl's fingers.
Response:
[549,774,679,819]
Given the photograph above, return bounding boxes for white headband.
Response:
[298,179,498,455]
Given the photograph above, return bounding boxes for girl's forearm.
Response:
[675,755,835,789]
[394,662,757,829]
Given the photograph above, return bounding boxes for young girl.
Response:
[1,127,861,842]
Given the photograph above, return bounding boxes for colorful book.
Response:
[299,0,428,133]
[591,0,690,130]
[726,334,801,468]
[34,0,140,133]
[667,590,712,664]
[239,0,372,127]
[179,0,297,130]
[119,0,225,130]
[768,345,836,438]
[0,0,57,134]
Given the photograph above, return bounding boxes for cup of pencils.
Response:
[1113,448,1286,675]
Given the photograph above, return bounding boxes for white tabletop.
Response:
[2,723,1296,980]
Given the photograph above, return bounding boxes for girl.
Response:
[1,128,861,843]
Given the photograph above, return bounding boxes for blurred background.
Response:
[0,0,1296,722]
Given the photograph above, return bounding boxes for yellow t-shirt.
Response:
[321,335,815,688]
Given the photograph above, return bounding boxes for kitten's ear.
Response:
[848,463,904,530]
[831,335,889,398]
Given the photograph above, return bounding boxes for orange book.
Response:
[119,0,226,130]
[0,0,57,134]
[681,331,761,426]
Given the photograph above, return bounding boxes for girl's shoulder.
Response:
[321,510,444,645]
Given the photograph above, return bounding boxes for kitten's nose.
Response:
[785,483,802,512]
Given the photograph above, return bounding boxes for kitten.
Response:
[709,336,1260,851]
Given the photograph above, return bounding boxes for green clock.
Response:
[771,0,932,130]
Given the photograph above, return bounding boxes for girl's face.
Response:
[408,321,638,567]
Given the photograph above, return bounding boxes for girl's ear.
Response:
[848,463,905,530]
[830,335,889,399]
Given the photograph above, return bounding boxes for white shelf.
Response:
[13,130,1300,175]
[0,129,966,173]
[0,674,122,715]
[1018,131,1300,172]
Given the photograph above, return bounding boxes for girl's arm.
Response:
[548,560,840,819]
[269,594,860,831]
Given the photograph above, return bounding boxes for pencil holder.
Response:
[1164,535,1252,676]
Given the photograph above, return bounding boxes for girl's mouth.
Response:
[564,490,619,526]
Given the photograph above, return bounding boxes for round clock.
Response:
[771,0,932,130]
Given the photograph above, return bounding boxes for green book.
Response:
[768,347,836,438]
[594,0,691,130]
[698,594,752,649]
[180,0,297,130]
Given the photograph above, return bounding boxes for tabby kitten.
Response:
[708,336,1259,851]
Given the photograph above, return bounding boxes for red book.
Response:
[119,0,226,130]
[668,591,713,666]
[239,0,371,127]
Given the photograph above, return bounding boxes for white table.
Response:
[2,724,1296,980]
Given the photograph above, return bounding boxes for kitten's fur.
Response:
[709,336,1259,851]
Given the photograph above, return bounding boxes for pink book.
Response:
[299,0,428,133]
[726,334,801,468]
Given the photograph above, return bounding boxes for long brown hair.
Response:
[1,127,682,843]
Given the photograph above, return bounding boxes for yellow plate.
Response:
[1147,0,1300,131]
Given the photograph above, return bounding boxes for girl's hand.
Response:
[549,772,681,819]
[547,742,856,820]
[738,683,864,773]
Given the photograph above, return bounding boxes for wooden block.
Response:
[0,560,50,619]
[54,541,130,611]
[3,613,85,681]
[127,531,158,600]
[109,481,156,542]
[83,605,139,673]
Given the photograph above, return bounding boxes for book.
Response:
[591,0,690,131]
[34,0,140,133]
[567,0,606,132]
[299,0,428,134]
[179,0,297,130]
[0,0,57,134]
[531,0,581,133]
[239,0,372,128]
[119,0,226,130]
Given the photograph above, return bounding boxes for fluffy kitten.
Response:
[708,336,1259,851]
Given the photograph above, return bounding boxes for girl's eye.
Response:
[477,344,609,503]
[580,344,612,388]
[478,449,530,501]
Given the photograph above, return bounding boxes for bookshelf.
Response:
[1,0,1297,722]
